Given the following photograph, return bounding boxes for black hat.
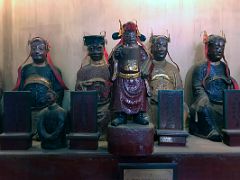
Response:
[83,35,105,46]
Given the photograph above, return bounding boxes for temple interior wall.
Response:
[1,0,240,108]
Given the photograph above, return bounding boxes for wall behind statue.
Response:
[1,0,240,107]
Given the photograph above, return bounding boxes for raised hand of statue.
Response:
[191,96,210,112]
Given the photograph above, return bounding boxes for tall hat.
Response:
[83,34,109,63]
[83,35,106,47]
[13,37,68,90]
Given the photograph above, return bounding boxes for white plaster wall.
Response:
[1,0,240,106]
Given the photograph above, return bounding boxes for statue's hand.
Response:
[141,71,149,79]
[191,96,210,111]
[82,81,93,86]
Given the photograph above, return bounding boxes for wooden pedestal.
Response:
[222,129,240,146]
[0,133,32,150]
[68,132,100,150]
[223,90,240,146]
[0,91,32,150]
[107,123,154,156]
[157,129,188,146]
[157,90,188,146]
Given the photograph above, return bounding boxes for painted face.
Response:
[207,37,225,62]
[123,31,137,45]
[151,37,168,61]
[30,40,47,64]
[46,91,56,105]
[88,44,104,61]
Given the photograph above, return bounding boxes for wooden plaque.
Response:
[224,90,240,129]
[158,90,183,130]
[119,163,177,180]
[0,91,32,150]
[223,90,240,146]
[70,91,98,133]
[157,90,188,146]
[68,91,99,149]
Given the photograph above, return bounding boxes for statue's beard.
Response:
[31,54,46,64]
[208,53,223,62]
[32,57,45,64]
[90,53,103,61]
[153,52,167,61]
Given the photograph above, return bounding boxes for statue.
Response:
[109,21,152,126]
[75,34,111,139]
[13,37,68,138]
[189,32,239,142]
[149,34,186,127]
[37,90,67,149]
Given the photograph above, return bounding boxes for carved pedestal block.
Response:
[157,129,188,146]
[222,129,240,146]
[68,132,99,150]
[68,91,99,150]
[222,90,240,146]
[0,91,32,150]
[107,123,154,156]
[157,90,188,146]
[0,133,32,150]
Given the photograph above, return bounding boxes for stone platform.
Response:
[1,135,240,180]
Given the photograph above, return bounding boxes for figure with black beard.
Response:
[109,21,152,126]
[13,37,68,138]
[75,35,111,139]
[149,35,186,128]
[189,32,239,142]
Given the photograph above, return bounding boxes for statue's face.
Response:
[151,37,168,61]
[123,31,137,45]
[46,91,56,105]
[207,38,225,62]
[88,44,104,61]
[30,40,47,64]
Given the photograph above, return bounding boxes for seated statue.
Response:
[149,34,186,127]
[37,90,67,149]
[189,33,239,142]
[109,21,152,126]
[75,35,111,139]
[13,37,68,138]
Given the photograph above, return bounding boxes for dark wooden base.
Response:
[107,123,154,156]
[1,136,240,179]
[0,132,32,150]
[67,132,100,150]
[222,129,240,146]
[156,129,188,146]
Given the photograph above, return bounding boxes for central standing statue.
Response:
[109,21,152,126]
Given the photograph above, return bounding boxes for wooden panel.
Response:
[158,90,183,130]
[70,91,98,133]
